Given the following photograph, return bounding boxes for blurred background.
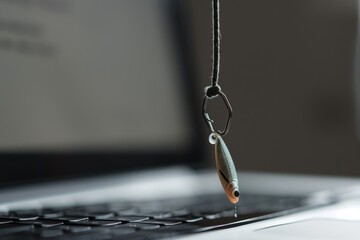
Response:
[188,0,360,175]
[0,0,359,181]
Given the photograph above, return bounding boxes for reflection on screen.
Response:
[0,0,190,151]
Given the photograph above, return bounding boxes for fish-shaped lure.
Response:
[209,133,239,204]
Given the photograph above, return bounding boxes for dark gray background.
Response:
[188,0,360,176]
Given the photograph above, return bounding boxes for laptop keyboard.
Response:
[0,193,331,240]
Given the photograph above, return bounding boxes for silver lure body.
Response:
[211,133,239,203]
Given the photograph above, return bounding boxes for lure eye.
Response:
[234,191,240,198]
[209,133,218,144]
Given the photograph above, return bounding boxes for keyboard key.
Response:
[43,216,89,222]
[142,219,182,226]
[6,211,39,221]
[0,220,12,225]
[65,210,115,220]
[88,211,115,219]
[160,215,203,223]
[107,216,149,222]
[139,211,173,218]
[17,220,64,228]
[124,223,161,230]
[68,220,123,226]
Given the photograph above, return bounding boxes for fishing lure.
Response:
[202,0,239,204]
[210,133,239,203]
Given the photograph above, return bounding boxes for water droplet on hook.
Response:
[234,204,238,218]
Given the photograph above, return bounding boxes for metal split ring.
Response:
[202,90,233,136]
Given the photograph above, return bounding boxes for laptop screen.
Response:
[0,0,201,182]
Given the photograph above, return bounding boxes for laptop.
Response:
[0,0,360,239]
